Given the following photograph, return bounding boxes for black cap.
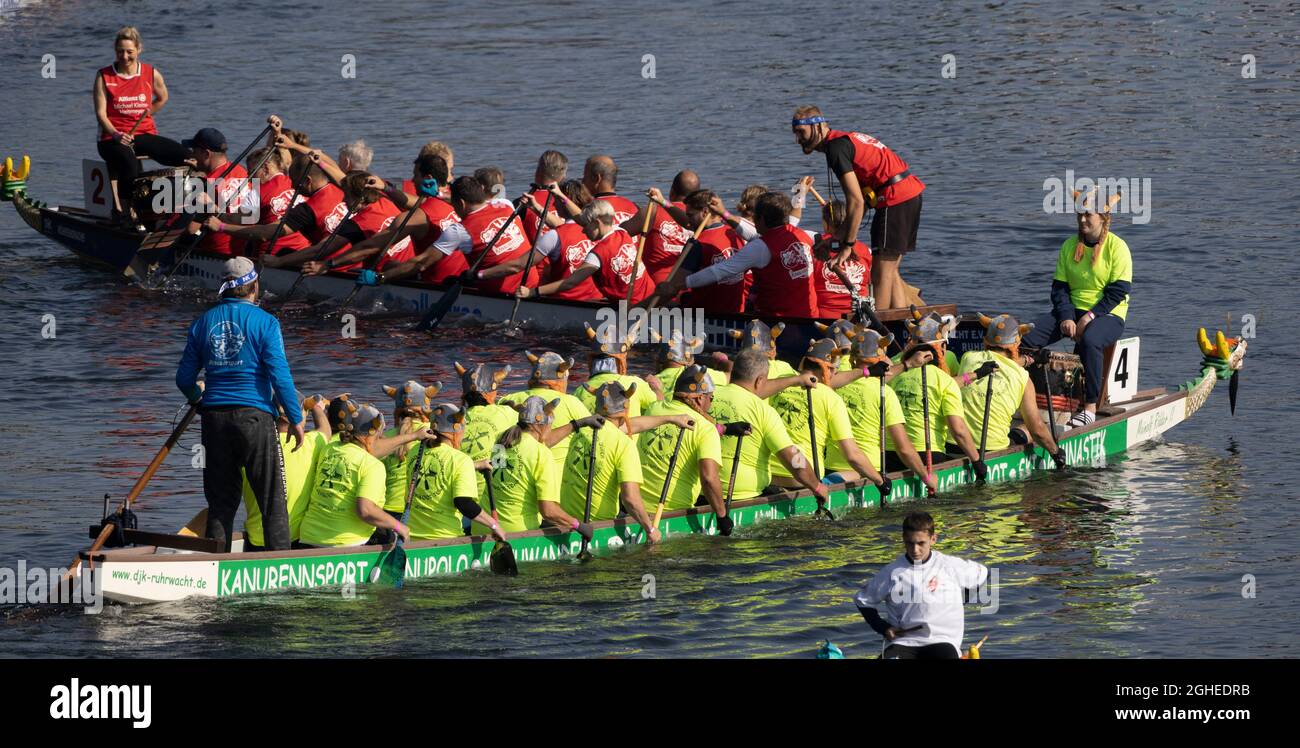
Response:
[181,127,227,152]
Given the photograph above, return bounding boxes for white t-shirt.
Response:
[854,550,988,651]
[431,221,473,256]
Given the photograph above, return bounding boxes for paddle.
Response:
[649,423,689,530]
[507,188,553,327]
[642,214,709,309]
[806,379,833,520]
[416,196,529,333]
[577,420,600,561]
[372,440,426,588]
[920,360,934,488]
[879,375,888,498]
[1229,369,1239,415]
[481,465,518,576]
[335,194,425,312]
[64,403,199,582]
[154,125,275,285]
[977,366,994,484]
[721,423,749,534]
[274,201,363,305]
[1036,350,1059,441]
[625,200,656,308]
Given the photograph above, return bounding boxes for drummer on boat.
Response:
[1019,188,1133,430]
[93,26,191,229]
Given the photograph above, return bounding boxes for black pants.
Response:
[96,134,191,218]
[884,642,960,659]
[1021,310,1125,405]
[201,406,290,551]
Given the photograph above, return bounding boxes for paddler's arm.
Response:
[707,195,755,239]
[946,414,981,464]
[260,240,330,270]
[617,482,661,544]
[835,437,887,488]
[545,416,604,446]
[775,445,831,504]
[788,176,814,223]
[305,209,428,273]
[660,236,769,299]
[518,263,598,299]
[540,500,591,539]
[888,423,938,495]
[92,75,117,140]
[625,414,695,435]
[370,429,434,459]
[825,169,866,269]
[856,606,894,638]
[356,497,409,542]
[698,458,726,518]
[634,187,689,231]
[307,397,332,440]
[545,183,583,221]
[454,496,508,543]
[756,372,817,400]
[1019,380,1061,456]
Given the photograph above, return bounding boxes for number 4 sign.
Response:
[82,159,113,218]
[1106,337,1140,404]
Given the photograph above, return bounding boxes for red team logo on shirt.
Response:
[823,259,865,293]
[378,215,414,257]
[608,239,640,283]
[268,188,302,217]
[851,132,887,150]
[659,220,692,254]
[481,216,525,256]
[780,241,812,279]
[324,202,349,234]
[565,239,595,269]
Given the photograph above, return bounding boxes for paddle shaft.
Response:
[625,201,656,308]
[482,464,499,522]
[66,403,198,581]
[507,189,553,326]
[278,201,364,303]
[578,423,600,557]
[1041,356,1058,439]
[806,385,820,480]
[643,215,709,309]
[879,376,887,482]
[723,433,746,513]
[920,363,933,477]
[978,369,994,466]
[124,108,151,139]
[337,196,425,309]
[650,424,688,528]
[417,197,529,332]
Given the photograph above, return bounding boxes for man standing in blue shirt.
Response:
[177,257,303,551]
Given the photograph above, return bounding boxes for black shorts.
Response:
[871,192,922,256]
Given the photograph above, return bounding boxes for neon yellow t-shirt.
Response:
[887,365,966,454]
[656,365,730,396]
[575,372,658,418]
[768,358,797,379]
[767,382,853,476]
[1054,232,1132,320]
[489,432,558,532]
[559,420,643,522]
[298,440,387,547]
[409,443,481,540]
[827,376,903,473]
[499,388,591,474]
[380,419,429,513]
[461,403,519,495]
[707,383,794,500]
[241,430,327,547]
[952,350,1029,452]
[638,399,722,511]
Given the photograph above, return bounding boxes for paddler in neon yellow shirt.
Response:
[240,392,332,551]
[298,399,424,548]
[378,380,440,539]
[951,314,1065,468]
[885,310,983,481]
[707,348,830,505]
[650,329,728,395]
[559,382,662,544]
[490,396,598,538]
[831,329,938,496]
[498,351,591,474]
[574,320,660,417]
[638,365,733,533]
[1020,187,1132,430]
[816,319,859,373]
[768,338,890,495]
[407,403,509,543]
[456,361,517,495]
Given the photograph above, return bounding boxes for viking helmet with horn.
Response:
[513,395,561,427]
[848,328,893,365]
[814,319,861,350]
[381,380,441,416]
[524,350,575,383]
[455,362,511,397]
[673,364,715,396]
[728,320,785,358]
[584,380,636,418]
[430,402,466,435]
[651,328,705,367]
[337,400,386,440]
[977,313,1034,350]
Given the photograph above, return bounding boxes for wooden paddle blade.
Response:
[372,543,408,588]
[416,282,463,332]
[490,540,518,576]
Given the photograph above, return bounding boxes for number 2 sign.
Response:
[82,159,112,218]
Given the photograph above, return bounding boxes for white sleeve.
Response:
[536,230,562,261]
[583,251,601,270]
[789,214,801,228]
[685,238,770,289]
[853,568,891,607]
[948,556,989,589]
[432,222,472,255]
[734,218,758,241]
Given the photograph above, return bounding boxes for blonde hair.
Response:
[793,104,824,120]
[419,141,453,162]
[737,184,768,218]
[114,26,143,50]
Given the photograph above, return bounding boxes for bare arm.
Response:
[356,497,409,540]
[946,415,981,463]
[309,401,332,440]
[835,437,885,485]
[698,458,725,517]
[887,423,937,493]
[625,414,695,435]
[540,500,581,529]
[756,373,817,400]
[92,74,113,137]
[776,445,831,500]
[617,482,656,534]
[370,430,432,459]
[1020,380,1059,454]
[151,67,169,115]
[524,263,597,298]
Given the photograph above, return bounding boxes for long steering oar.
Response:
[650,423,689,531]
[806,379,834,520]
[506,189,553,327]
[976,365,994,485]
[482,465,518,576]
[372,440,426,587]
[417,196,529,333]
[577,420,600,561]
[642,214,709,309]
[155,125,275,286]
[336,196,425,312]
[64,403,199,582]
[624,200,657,308]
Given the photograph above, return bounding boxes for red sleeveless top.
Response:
[99,63,156,140]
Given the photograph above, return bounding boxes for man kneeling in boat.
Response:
[297,399,427,548]
[405,404,509,544]
[952,314,1065,468]
[855,511,989,659]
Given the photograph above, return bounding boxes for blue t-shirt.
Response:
[176,298,301,422]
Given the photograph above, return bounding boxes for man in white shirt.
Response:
[854,511,989,659]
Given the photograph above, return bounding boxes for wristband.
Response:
[476,270,484,280]
[722,211,734,221]
[862,366,871,379]
[570,520,580,531]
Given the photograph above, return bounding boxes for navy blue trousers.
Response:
[1022,310,1125,405]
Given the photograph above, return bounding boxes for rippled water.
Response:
[1,0,1297,657]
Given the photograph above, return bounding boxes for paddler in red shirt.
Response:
[478,179,600,301]
[448,176,536,295]
[791,104,925,311]
[787,188,871,318]
[521,150,569,243]
[240,145,309,257]
[618,170,700,285]
[182,128,254,257]
[655,191,819,319]
[516,198,653,305]
[581,155,638,225]
[92,26,191,228]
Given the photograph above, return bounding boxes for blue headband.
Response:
[792,115,827,126]
[218,269,258,295]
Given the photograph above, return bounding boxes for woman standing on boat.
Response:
[92,26,190,227]
[1020,189,1132,430]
